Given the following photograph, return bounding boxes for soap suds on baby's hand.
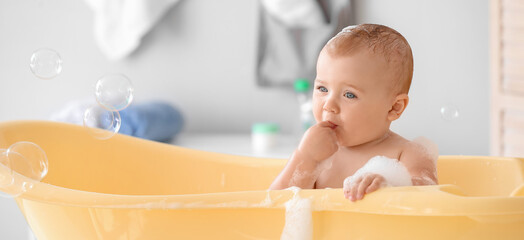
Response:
[344,155,413,189]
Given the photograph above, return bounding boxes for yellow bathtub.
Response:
[1,121,524,239]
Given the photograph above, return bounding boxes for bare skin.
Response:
[269,49,438,201]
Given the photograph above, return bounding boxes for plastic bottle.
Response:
[251,123,280,154]
[294,78,314,136]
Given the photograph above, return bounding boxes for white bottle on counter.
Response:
[294,79,314,136]
[251,123,280,155]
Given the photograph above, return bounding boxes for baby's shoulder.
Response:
[399,136,439,165]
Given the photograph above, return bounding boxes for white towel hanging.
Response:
[261,0,326,28]
[84,0,182,60]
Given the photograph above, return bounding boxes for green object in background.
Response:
[294,78,310,93]
[252,123,280,134]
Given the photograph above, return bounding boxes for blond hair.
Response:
[325,24,414,94]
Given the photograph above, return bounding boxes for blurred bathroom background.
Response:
[0,0,489,238]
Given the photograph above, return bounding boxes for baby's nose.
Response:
[323,105,336,113]
[323,99,339,113]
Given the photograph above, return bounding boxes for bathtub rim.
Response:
[0,120,523,217]
[10,178,524,218]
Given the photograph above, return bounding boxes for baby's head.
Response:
[326,24,414,94]
[313,24,413,147]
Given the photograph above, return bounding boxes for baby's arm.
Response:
[269,121,338,190]
[400,141,438,185]
[269,150,323,189]
[344,141,438,201]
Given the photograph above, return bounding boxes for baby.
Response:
[269,24,438,201]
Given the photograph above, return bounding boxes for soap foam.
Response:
[260,189,274,207]
[327,25,357,44]
[344,155,413,189]
[220,173,226,187]
[289,158,333,187]
[281,187,313,240]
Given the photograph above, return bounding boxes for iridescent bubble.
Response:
[440,105,459,120]
[8,142,48,181]
[0,149,14,190]
[0,142,48,198]
[0,150,20,198]
[95,74,134,111]
[83,104,121,140]
[29,48,62,80]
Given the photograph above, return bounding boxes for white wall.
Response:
[353,0,489,157]
[0,0,489,238]
[0,0,300,134]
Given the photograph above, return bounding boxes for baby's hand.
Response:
[297,121,338,163]
[343,173,386,201]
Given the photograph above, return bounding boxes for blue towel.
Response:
[116,102,184,142]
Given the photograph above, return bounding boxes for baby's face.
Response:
[313,49,397,147]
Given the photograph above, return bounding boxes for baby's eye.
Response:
[344,92,356,99]
[317,86,328,92]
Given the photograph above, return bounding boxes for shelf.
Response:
[171,133,299,159]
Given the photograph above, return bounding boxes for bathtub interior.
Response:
[0,121,284,196]
[437,156,524,197]
[0,121,523,198]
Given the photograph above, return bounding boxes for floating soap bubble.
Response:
[440,105,459,120]
[0,151,35,198]
[29,48,62,79]
[0,149,14,190]
[95,74,134,111]
[83,104,121,140]
[8,142,49,181]
[0,142,48,198]
[0,150,20,198]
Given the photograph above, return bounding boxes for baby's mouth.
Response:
[327,121,338,129]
